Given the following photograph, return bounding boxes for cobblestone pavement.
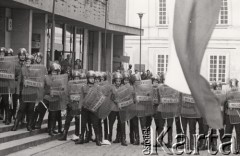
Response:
[29,140,237,156]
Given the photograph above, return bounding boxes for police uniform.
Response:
[31,52,48,130]
[158,83,181,148]
[129,74,141,145]
[11,49,30,131]
[44,62,67,136]
[12,54,37,131]
[224,79,240,151]
[58,70,85,141]
[0,47,16,125]
[75,70,101,146]
[108,72,127,146]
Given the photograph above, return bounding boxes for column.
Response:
[93,31,102,71]
[83,29,89,70]
[106,33,114,72]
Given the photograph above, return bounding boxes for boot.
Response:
[58,116,63,134]
[133,133,140,145]
[27,116,33,132]
[5,111,11,125]
[108,132,112,142]
[130,132,134,144]
[75,116,80,137]
[199,139,207,151]
[35,117,43,129]
[58,126,63,133]
[113,133,121,143]
[84,131,90,143]
[11,119,20,131]
[75,134,84,144]
[31,112,38,130]
[27,122,33,132]
[58,130,69,141]
[167,135,172,148]
[211,139,218,152]
[121,135,128,146]
[95,135,102,146]
[48,112,56,136]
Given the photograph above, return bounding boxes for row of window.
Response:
[157,54,227,83]
[159,0,229,25]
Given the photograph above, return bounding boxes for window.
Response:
[217,0,228,25]
[157,54,168,75]
[159,0,167,25]
[209,55,227,82]
[75,28,84,62]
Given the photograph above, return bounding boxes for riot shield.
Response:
[134,80,154,117]
[181,94,201,118]
[49,74,68,110]
[31,64,47,102]
[22,65,45,103]
[68,79,86,115]
[212,89,227,124]
[114,84,136,122]
[95,81,114,119]
[226,89,240,124]
[0,56,17,94]
[83,85,106,113]
[159,85,180,119]
[227,99,240,124]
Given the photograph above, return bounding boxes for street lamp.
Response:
[137,13,144,73]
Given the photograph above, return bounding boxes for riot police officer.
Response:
[12,54,36,131]
[108,72,127,146]
[75,70,101,146]
[58,70,84,141]
[31,52,48,130]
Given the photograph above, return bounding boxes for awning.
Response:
[108,22,143,36]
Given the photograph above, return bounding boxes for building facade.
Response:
[0,0,140,72]
[125,0,240,83]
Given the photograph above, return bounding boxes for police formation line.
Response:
[0,47,240,151]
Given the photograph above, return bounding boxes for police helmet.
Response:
[86,70,95,78]
[72,70,81,78]
[0,47,6,56]
[122,72,130,79]
[26,54,35,64]
[50,62,61,73]
[80,72,87,79]
[230,78,239,87]
[6,48,13,56]
[113,72,123,80]
[34,52,43,63]
[151,74,160,82]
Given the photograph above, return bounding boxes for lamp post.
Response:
[104,0,108,72]
[51,0,56,61]
[137,13,144,73]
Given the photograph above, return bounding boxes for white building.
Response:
[125,0,240,83]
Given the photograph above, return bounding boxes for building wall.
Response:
[13,0,127,29]
[125,0,240,82]
[108,0,126,25]
[0,8,12,48]
[11,9,32,54]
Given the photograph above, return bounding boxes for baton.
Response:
[237,110,240,118]
[107,117,109,138]
[40,100,48,110]
[79,114,81,135]
[15,99,20,119]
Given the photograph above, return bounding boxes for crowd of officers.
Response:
[1,46,240,152]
